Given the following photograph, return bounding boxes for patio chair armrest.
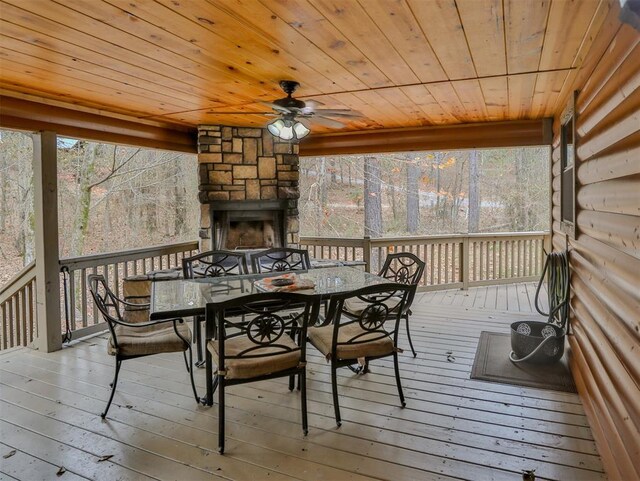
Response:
[117,297,151,309]
[110,317,186,329]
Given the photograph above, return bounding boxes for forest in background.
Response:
[299,147,550,238]
[0,130,198,284]
[1,129,549,285]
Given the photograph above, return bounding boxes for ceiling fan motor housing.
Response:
[274,80,307,111]
[273,97,307,110]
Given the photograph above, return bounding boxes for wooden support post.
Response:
[33,131,61,352]
[363,236,371,273]
[544,233,552,255]
[461,237,470,290]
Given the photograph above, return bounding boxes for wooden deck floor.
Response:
[0,283,604,481]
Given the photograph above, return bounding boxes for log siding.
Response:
[551,4,640,480]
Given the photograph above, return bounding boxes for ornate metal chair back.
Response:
[326,283,414,350]
[207,292,318,374]
[182,250,248,279]
[250,247,310,273]
[379,252,425,285]
[379,252,425,313]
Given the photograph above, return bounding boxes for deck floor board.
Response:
[0,283,605,481]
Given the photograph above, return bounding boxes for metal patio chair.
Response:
[204,292,319,453]
[308,283,414,426]
[182,250,249,366]
[376,252,425,357]
[89,274,198,419]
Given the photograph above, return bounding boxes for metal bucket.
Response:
[510,321,565,364]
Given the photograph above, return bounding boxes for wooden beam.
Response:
[32,131,61,353]
[0,96,197,153]
[299,119,553,156]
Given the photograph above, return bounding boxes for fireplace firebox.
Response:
[210,200,288,250]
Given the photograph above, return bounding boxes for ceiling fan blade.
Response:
[206,111,275,115]
[313,109,363,117]
[258,100,292,114]
[309,116,346,128]
[304,99,325,108]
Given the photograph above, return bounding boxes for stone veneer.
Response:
[197,125,300,250]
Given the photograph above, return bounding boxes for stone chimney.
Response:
[197,125,300,251]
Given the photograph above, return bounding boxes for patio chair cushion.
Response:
[123,299,151,323]
[108,322,191,357]
[122,277,152,324]
[308,323,394,361]
[207,335,301,380]
[343,296,403,317]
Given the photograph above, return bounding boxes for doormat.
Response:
[470,331,577,393]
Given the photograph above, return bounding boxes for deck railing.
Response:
[58,240,199,338]
[0,241,198,350]
[2,233,549,350]
[0,261,37,350]
[300,231,550,291]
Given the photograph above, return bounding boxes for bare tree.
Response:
[406,156,420,234]
[468,149,480,233]
[364,156,382,237]
[0,132,6,231]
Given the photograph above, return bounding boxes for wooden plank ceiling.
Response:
[0,0,608,134]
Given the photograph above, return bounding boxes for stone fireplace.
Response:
[197,125,300,251]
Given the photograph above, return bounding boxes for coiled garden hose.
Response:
[534,250,570,331]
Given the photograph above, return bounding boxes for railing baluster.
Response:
[114,262,120,299]
[470,241,475,282]
[509,241,514,278]
[492,240,496,280]
[436,242,440,285]
[444,243,450,284]
[504,241,509,278]
[475,241,479,282]
[69,270,76,331]
[27,281,34,343]
[1,303,7,349]
[429,243,434,285]
[480,241,484,281]
[80,268,88,327]
[16,289,23,346]
[502,240,507,278]
[484,241,489,281]
[7,298,14,348]
[2,302,6,349]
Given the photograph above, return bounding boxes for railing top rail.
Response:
[59,240,199,271]
[300,231,549,245]
[299,237,365,247]
[0,261,36,300]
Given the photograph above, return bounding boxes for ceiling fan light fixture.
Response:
[293,121,310,139]
[267,118,285,137]
[267,117,309,141]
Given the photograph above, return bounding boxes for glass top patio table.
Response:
[150,266,390,320]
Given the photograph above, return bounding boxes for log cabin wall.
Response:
[550,4,640,481]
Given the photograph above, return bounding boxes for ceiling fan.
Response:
[207,80,362,140]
